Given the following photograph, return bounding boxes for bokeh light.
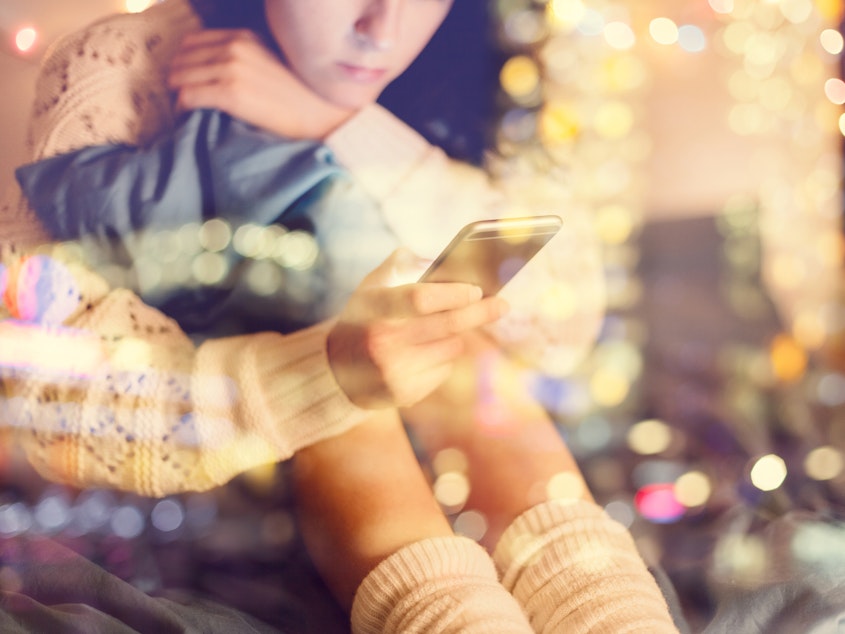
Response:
[713,534,769,586]
[603,21,636,50]
[546,471,586,500]
[627,419,673,455]
[749,454,788,491]
[804,446,844,481]
[649,18,679,46]
[125,0,154,13]
[500,55,541,101]
[674,471,712,507]
[14,27,37,53]
[453,510,488,541]
[820,28,844,54]
[434,472,471,512]
[770,333,808,382]
[151,499,185,533]
[678,25,707,53]
[634,483,685,523]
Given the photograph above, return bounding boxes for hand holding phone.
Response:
[419,215,563,297]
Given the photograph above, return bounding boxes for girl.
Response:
[2,0,680,631]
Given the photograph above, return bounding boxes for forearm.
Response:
[402,333,592,548]
[0,246,367,497]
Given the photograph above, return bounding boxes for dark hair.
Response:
[188,0,276,48]
[188,0,500,165]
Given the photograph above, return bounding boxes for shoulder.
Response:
[28,0,202,157]
[36,0,200,98]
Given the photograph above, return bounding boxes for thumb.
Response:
[362,248,431,288]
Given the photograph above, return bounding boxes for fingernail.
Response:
[469,286,483,302]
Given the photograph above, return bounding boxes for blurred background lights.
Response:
[546,471,585,500]
[750,454,788,491]
[627,419,672,455]
[649,18,679,45]
[432,447,469,476]
[804,446,844,481]
[603,499,635,528]
[198,218,232,252]
[14,27,37,53]
[674,471,712,507]
[577,9,606,37]
[111,504,146,539]
[594,101,635,139]
[574,415,613,452]
[824,77,845,104]
[453,510,488,541]
[779,0,814,24]
[791,522,845,569]
[677,24,707,53]
[125,0,155,13]
[274,231,319,270]
[708,0,735,15]
[34,493,71,532]
[820,28,844,55]
[192,252,229,286]
[433,472,471,512]
[589,367,630,407]
[770,333,808,382]
[603,21,636,50]
[547,0,585,31]
[500,55,541,101]
[539,101,581,144]
[595,203,636,245]
[634,483,685,523]
[0,503,32,536]
[151,498,185,532]
[816,372,845,406]
[713,534,768,586]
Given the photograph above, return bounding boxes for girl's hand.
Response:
[327,249,510,410]
[167,29,354,139]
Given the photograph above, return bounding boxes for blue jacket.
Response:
[17,109,397,336]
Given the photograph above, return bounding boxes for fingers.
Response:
[357,283,483,320]
[167,29,270,93]
[405,295,508,344]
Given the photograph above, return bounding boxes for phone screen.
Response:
[419,215,562,296]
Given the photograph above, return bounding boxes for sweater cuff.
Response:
[351,535,532,634]
[251,321,369,451]
[493,499,679,633]
[325,104,434,202]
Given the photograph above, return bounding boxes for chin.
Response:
[313,82,384,111]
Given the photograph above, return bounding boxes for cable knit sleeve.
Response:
[492,500,679,633]
[0,0,374,496]
[326,104,606,377]
[0,238,368,497]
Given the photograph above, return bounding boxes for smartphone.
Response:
[419,215,562,296]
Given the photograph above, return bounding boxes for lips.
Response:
[337,62,388,83]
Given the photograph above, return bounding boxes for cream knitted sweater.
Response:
[1,0,605,498]
[0,2,678,632]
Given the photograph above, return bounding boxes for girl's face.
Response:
[264,0,454,110]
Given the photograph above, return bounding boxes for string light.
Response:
[125,0,155,13]
[14,27,37,53]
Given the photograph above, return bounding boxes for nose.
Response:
[353,0,402,50]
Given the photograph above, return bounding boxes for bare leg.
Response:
[402,333,593,550]
[292,408,452,611]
